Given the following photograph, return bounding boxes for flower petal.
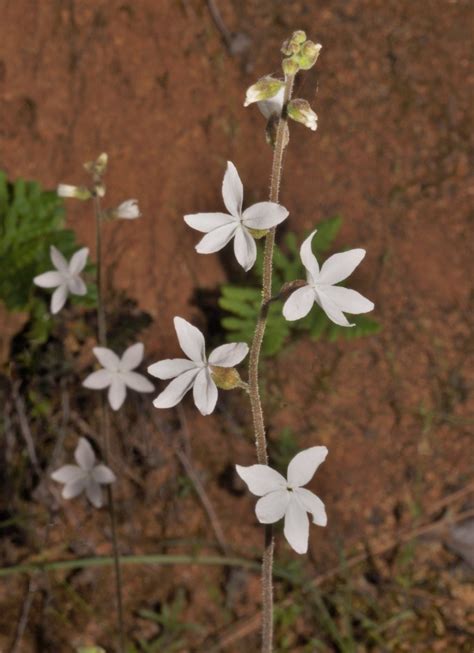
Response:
[148,358,198,380]
[82,369,112,389]
[51,465,85,484]
[120,343,144,371]
[93,347,120,371]
[69,247,89,275]
[75,437,96,471]
[242,202,289,230]
[33,271,63,288]
[255,489,290,524]
[295,488,327,526]
[222,161,243,218]
[321,286,374,314]
[174,317,206,363]
[192,368,218,415]
[108,377,127,410]
[300,230,320,281]
[282,285,316,321]
[235,464,286,497]
[316,291,354,327]
[153,368,200,409]
[92,464,116,484]
[287,446,328,488]
[233,226,257,271]
[121,371,154,393]
[86,479,103,508]
[51,284,68,314]
[50,246,68,273]
[184,212,236,233]
[67,276,87,295]
[195,223,237,254]
[284,495,310,554]
[208,342,249,367]
[258,86,285,119]
[62,477,87,500]
[318,249,366,285]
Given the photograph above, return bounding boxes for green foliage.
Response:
[0,171,96,343]
[218,216,380,356]
[270,427,300,470]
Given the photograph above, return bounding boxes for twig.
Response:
[9,577,36,653]
[206,0,233,52]
[11,381,41,476]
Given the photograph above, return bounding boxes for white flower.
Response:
[184,162,289,271]
[57,184,91,200]
[114,199,141,219]
[148,317,249,416]
[83,343,154,411]
[33,245,89,314]
[236,446,328,554]
[282,230,374,327]
[258,85,285,119]
[51,437,116,508]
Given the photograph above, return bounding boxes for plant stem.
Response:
[93,196,126,653]
[247,74,295,653]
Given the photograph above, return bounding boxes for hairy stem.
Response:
[94,196,126,653]
[247,74,295,653]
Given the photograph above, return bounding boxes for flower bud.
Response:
[287,99,318,131]
[292,30,307,45]
[84,152,108,177]
[94,182,106,198]
[282,57,299,77]
[244,76,285,107]
[281,38,300,56]
[57,184,92,200]
[210,366,242,390]
[296,41,322,70]
[111,199,141,220]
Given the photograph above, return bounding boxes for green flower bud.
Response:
[292,30,307,45]
[295,41,322,70]
[57,184,92,201]
[287,99,318,131]
[282,57,299,77]
[210,366,242,390]
[244,76,285,107]
[94,181,106,198]
[281,38,300,56]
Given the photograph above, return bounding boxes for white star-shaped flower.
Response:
[283,230,374,327]
[51,437,116,508]
[236,446,328,555]
[33,245,89,314]
[148,317,249,416]
[83,343,154,411]
[184,162,289,271]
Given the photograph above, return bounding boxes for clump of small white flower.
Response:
[33,245,89,314]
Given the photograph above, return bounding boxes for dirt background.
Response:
[0,1,473,652]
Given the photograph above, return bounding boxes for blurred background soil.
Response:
[0,1,473,651]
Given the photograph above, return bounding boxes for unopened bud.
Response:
[282,57,299,77]
[210,366,242,390]
[57,184,92,201]
[244,76,285,107]
[296,41,322,70]
[287,99,318,131]
[84,152,108,178]
[111,199,141,220]
[292,30,307,45]
[281,38,300,56]
[94,182,106,198]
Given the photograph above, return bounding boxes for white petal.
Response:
[255,489,290,524]
[192,368,218,415]
[121,371,154,393]
[86,479,103,508]
[222,161,243,218]
[51,465,85,484]
[50,246,68,273]
[82,369,112,389]
[258,86,285,119]
[295,488,327,526]
[93,347,120,371]
[300,230,320,281]
[184,212,235,233]
[321,286,374,314]
[318,249,366,285]
[316,290,354,327]
[233,226,257,271]
[235,464,286,497]
[62,478,87,500]
[67,276,87,295]
[51,284,68,314]
[69,247,89,275]
[242,202,289,229]
[33,271,63,288]
[75,437,96,471]
[284,495,310,554]
[208,342,249,367]
[153,368,200,409]
[116,199,140,219]
[195,223,237,254]
[108,377,127,410]
[282,285,316,321]
[173,317,206,363]
[92,464,116,485]
[148,358,198,380]
[287,446,328,488]
[120,343,144,371]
